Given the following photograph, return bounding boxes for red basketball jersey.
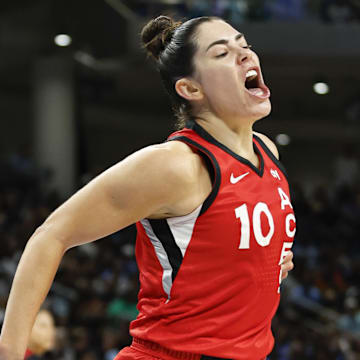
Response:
[130,121,296,360]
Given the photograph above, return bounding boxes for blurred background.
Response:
[0,0,360,359]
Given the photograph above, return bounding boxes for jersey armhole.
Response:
[253,134,289,181]
[167,136,221,216]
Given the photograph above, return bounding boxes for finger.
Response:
[282,251,293,264]
[281,260,294,271]
[280,251,295,282]
[281,263,294,281]
[281,271,288,280]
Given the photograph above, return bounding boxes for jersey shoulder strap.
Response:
[167,129,221,216]
[253,134,289,180]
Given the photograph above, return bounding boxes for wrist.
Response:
[0,340,25,360]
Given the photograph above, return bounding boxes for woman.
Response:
[0,15,295,360]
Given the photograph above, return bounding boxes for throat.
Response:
[250,152,261,170]
[194,116,257,160]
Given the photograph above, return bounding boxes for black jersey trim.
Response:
[185,121,264,177]
[148,219,183,283]
[167,136,221,216]
[252,134,289,181]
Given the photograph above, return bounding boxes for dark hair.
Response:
[141,15,216,129]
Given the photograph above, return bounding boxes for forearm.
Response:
[0,227,66,359]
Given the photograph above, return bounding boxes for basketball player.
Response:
[0,15,295,360]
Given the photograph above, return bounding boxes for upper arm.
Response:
[253,132,279,160]
[39,143,199,250]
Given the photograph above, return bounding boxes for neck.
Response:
[195,113,256,160]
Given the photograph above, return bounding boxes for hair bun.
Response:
[141,15,181,60]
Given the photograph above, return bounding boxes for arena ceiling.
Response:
[1,0,360,140]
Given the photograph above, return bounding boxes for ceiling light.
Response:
[54,34,72,47]
[313,82,329,95]
[276,134,291,146]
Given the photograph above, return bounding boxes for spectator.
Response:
[24,310,55,360]
[333,144,359,188]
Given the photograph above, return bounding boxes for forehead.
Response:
[195,20,242,52]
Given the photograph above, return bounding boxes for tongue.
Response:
[248,88,264,96]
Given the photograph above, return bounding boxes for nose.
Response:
[237,54,248,64]
[236,49,250,65]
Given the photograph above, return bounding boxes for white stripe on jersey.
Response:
[141,204,202,299]
[166,205,202,257]
[141,219,173,299]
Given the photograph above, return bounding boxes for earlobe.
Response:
[175,78,203,102]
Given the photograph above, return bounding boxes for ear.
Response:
[175,78,203,102]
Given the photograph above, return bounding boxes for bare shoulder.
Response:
[123,140,204,184]
[101,140,209,215]
[253,131,279,160]
[39,140,209,249]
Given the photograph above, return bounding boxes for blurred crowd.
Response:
[0,152,138,359]
[0,145,359,359]
[126,0,360,24]
[271,180,360,359]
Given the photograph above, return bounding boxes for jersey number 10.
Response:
[234,188,295,249]
[234,188,296,292]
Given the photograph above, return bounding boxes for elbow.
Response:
[28,224,69,254]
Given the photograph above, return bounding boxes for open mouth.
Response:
[244,68,270,99]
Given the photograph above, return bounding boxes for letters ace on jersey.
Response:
[131,121,296,360]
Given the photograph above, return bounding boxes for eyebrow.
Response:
[206,33,244,52]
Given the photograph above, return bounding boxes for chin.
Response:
[252,100,271,121]
[262,101,272,117]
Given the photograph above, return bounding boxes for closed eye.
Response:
[215,52,228,58]
[215,45,252,59]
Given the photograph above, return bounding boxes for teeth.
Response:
[246,69,258,80]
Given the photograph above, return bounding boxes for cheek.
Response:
[200,65,242,97]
